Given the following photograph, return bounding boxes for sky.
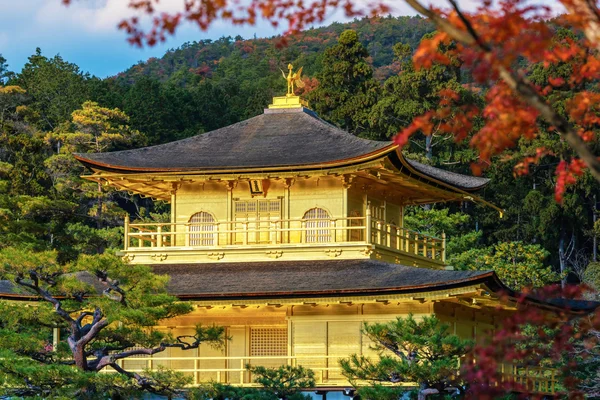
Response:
[0,0,552,78]
[0,0,431,78]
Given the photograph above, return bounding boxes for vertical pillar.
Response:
[365,202,372,245]
[170,183,178,246]
[341,175,353,243]
[284,178,294,243]
[227,181,235,245]
[442,232,447,263]
[123,214,129,251]
[52,327,60,350]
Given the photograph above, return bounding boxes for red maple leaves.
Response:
[62,0,600,202]
[396,0,600,203]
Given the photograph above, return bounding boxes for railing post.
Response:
[365,206,372,244]
[157,225,162,248]
[301,221,306,243]
[271,221,277,244]
[405,230,410,252]
[386,224,391,248]
[243,221,248,245]
[423,236,427,258]
[414,233,419,255]
[123,214,129,250]
[376,221,382,245]
[215,222,220,246]
[332,219,337,242]
[442,232,447,263]
[185,224,190,247]
[240,358,245,384]
[194,358,199,385]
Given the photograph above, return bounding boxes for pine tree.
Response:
[340,315,471,400]
[309,30,380,137]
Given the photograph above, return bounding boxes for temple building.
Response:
[64,92,569,396]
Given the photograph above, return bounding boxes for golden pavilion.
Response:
[48,89,584,396]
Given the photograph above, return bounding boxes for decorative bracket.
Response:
[341,175,356,189]
[208,252,225,260]
[325,249,342,258]
[360,248,374,257]
[151,253,168,262]
[284,178,295,189]
[266,250,283,259]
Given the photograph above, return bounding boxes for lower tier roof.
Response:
[0,260,597,313]
[151,260,491,299]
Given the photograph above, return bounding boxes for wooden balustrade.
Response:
[123,216,447,263]
[115,354,557,393]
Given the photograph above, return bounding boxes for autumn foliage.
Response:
[68,0,600,202]
[462,285,600,399]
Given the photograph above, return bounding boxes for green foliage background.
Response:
[1,15,599,287]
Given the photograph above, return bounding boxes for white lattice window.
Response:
[304,208,332,243]
[189,212,216,246]
[250,327,288,357]
[233,199,282,244]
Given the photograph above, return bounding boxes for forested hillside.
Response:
[0,16,599,291]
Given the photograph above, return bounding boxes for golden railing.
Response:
[116,355,557,393]
[123,215,446,263]
[119,355,349,387]
[499,364,558,395]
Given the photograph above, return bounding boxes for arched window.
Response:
[303,208,332,243]
[189,212,216,246]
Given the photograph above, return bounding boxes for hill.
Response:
[115,16,434,84]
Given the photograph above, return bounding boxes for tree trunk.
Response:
[425,135,433,160]
[417,385,439,400]
[594,195,597,262]
[559,227,567,288]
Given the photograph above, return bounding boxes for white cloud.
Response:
[33,0,194,34]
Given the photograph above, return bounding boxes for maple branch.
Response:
[405,0,600,183]
[562,0,600,51]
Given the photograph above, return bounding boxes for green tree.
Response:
[247,365,315,400]
[340,315,471,400]
[0,248,226,398]
[452,241,561,290]
[13,48,90,130]
[403,206,482,262]
[309,30,380,137]
[0,54,12,85]
[45,101,145,229]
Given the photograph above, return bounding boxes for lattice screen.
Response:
[304,207,332,243]
[189,211,216,246]
[250,327,288,356]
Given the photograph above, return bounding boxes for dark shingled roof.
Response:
[75,107,489,191]
[0,261,598,313]
[76,108,391,171]
[150,260,493,299]
[404,158,489,190]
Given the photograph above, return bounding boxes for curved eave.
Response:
[0,272,597,314]
[174,271,499,300]
[74,144,399,175]
[394,150,489,192]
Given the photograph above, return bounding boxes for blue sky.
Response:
[0,0,437,78]
[1,0,552,78]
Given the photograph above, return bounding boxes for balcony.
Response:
[121,215,447,267]
[117,355,558,394]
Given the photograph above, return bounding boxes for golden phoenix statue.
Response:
[281,64,305,96]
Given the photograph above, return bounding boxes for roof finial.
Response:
[280,64,305,97]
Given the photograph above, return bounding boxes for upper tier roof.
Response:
[75,106,489,191]
[77,108,389,171]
